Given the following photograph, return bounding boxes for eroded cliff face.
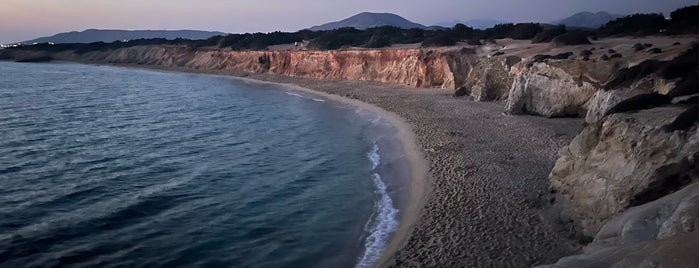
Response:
[549,106,699,236]
[504,60,617,117]
[585,74,676,123]
[540,181,699,268]
[460,56,518,101]
[11,46,475,89]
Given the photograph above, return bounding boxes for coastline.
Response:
[71,61,431,267]
[189,69,431,268]
[275,80,431,268]
[25,60,583,266]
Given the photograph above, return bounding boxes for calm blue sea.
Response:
[0,62,406,268]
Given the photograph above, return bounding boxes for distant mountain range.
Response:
[21,29,227,44]
[552,11,623,29]
[308,12,426,31]
[15,11,625,46]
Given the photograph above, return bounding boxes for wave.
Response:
[285,91,325,102]
[356,143,399,268]
[367,143,381,170]
[0,165,206,241]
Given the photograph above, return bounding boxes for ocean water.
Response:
[0,62,406,267]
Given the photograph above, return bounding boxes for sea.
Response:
[0,61,409,268]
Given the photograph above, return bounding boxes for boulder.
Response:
[539,182,699,268]
[549,105,699,236]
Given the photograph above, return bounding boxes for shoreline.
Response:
[18,60,584,266]
[276,80,431,268]
[78,61,431,267]
[189,68,431,268]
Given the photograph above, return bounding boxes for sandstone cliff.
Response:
[2,46,475,89]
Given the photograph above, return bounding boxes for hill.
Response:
[436,19,507,29]
[553,11,623,28]
[21,29,227,44]
[308,12,426,31]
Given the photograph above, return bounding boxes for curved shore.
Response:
[43,61,583,266]
[239,73,584,267]
[228,75,431,268]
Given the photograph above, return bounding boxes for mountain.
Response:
[553,11,623,29]
[308,12,426,31]
[436,19,507,29]
[21,29,227,44]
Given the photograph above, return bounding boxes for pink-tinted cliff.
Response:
[6,46,473,89]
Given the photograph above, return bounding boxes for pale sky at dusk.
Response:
[1,0,696,44]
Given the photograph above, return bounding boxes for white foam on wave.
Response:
[285,91,325,102]
[285,91,304,98]
[367,143,380,170]
[356,143,399,268]
[371,115,382,124]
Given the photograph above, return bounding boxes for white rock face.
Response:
[584,75,676,123]
[463,57,518,101]
[505,62,599,117]
[538,182,699,268]
[549,106,699,236]
[583,90,629,123]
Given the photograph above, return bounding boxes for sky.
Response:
[1,0,696,44]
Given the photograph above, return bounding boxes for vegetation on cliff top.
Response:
[2,4,697,54]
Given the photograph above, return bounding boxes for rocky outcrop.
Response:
[585,74,676,123]
[504,60,615,117]
[460,56,518,101]
[539,181,699,268]
[549,106,699,236]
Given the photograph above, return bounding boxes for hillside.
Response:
[308,12,426,31]
[553,11,622,28]
[436,19,507,29]
[21,29,227,44]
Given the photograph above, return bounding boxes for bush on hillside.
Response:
[510,23,544,40]
[421,31,459,47]
[551,31,592,46]
[451,23,476,40]
[482,23,516,39]
[532,25,566,43]
[597,13,667,37]
[668,4,699,34]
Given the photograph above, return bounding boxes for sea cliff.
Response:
[1,46,474,89]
